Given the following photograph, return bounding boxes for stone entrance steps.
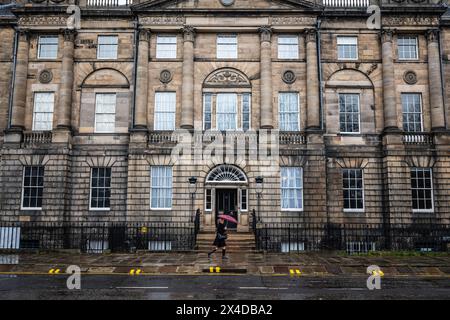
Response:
[196,232,256,253]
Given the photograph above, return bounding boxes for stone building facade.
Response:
[0,0,449,234]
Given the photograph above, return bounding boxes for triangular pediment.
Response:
[133,0,320,11]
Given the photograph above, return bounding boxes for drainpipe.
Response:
[7,28,19,130]
[438,27,447,129]
[316,18,324,132]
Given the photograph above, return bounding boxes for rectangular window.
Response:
[217,35,237,59]
[205,189,212,212]
[97,35,118,59]
[203,93,213,130]
[90,167,111,210]
[32,92,54,131]
[38,36,58,59]
[21,166,44,210]
[281,167,303,211]
[150,166,173,209]
[240,189,248,212]
[402,93,423,132]
[398,36,418,60]
[241,93,251,131]
[95,93,116,133]
[339,93,360,133]
[279,92,300,131]
[343,169,364,211]
[411,168,434,212]
[278,35,299,59]
[337,36,358,60]
[216,93,237,131]
[156,35,177,59]
[154,92,176,131]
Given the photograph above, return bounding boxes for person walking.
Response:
[208,217,228,259]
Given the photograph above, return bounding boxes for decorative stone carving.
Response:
[271,16,316,25]
[382,16,439,27]
[183,25,196,42]
[18,16,67,26]
[403,71,418,85]
[426,29,439,43]
[282,70,296,84]
[304,28,317,43]
[219,0,235,6]
[39,70,53,84]
[160,70,173,84]
[139,28,151,42]
[63,29,77,42]
[366,63,378,76]
[139,16,184,25]
[204,68,251,88]
[259,26,273,42]
[380,29,395,43]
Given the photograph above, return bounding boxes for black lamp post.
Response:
[255,176,264,223]
[188,177,197,222]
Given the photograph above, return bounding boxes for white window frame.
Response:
[203,93,213,131]
[239,188,248,212]
[97,35,118,60]
[154,92,176,131]
[89,167,112,211]
[278,92,300,132]
[205,189,212,212]
[342,169,365,213]
[150,166,173,210]
[401,93,423,132]
[280,167,304,212]
[156,35,177,59]
[217,34,238,59]
[241,93,251,131]
[277,35,299,60]
[411,168,434,213]
[397,35,419,61]
[216,93,238,131]
[37,35,58,59]
[337,36,358,61]
[339,93,361,134]
[94,93,116,133]
[32,92,55,131]
[21,166,44,211]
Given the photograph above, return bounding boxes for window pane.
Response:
[279,93,299,131]
[411,168,433,211]
[339,94,360,133]
[97,36,118,59]
[402,94,423,132]
[90,167,111,209]
[95,93,116,133]
[337,37,358,60]
[154,92,176,131]
[38,36,58,59]
[151,166,173,209]
[342,169,364,210]
[278,36,299,59]
[156,36,177,59]
[216,93,237,131]
[217,35,237,59]
[398,36,418,60]
[22,166,45,209]
[33,92,54,131]
[280,167,303,210]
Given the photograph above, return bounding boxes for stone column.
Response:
[181,26,195,129]
[259,26,273,129]
[10,30,29,131]
[135,28,150,130]
[426,29,445,131]
[381,29,399,132]
[57,29,76,130]
[305,28,320,131]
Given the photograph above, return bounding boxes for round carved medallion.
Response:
[282,70,296,84]
[403,71,417,85]
[39,69,53,84]
[160,70,173,84]
[219,0,235,6]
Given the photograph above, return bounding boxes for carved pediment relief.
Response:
[133,0,319,11]
[204,68,251,88]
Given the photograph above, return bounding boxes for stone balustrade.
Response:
[402,133,434,145]
[22,131,52,146]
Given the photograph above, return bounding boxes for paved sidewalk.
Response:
[1,252,449,277]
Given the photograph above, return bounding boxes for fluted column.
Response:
[259,26,273,129]
[426,29,445,131]
[10,30,29,130]
[305,28,320,131]
[381,29,399,132]
[135,28,150,130]
[57,29,76,129]
[181,26,195,129]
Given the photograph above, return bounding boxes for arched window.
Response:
[206,165,247,183]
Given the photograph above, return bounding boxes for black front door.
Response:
[215,189,238,229]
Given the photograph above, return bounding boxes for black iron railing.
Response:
[255,223,450,254]
[0,222,197,253]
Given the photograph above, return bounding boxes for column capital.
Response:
[138,28,151,42]
[259,26,273,42]
[304,28,317,43]
[62,29,77,42]
[426,29,439,43]
[16,28,30,40]
[182,25,196,42]
[380,28,395,43]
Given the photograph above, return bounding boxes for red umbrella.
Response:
[218,214,238,224]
